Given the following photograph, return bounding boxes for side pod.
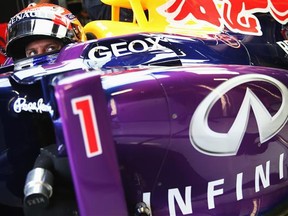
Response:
[54,71,128,215]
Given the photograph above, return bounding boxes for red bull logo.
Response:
[157,0,288,35]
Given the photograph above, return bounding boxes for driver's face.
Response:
[25,38,63,57]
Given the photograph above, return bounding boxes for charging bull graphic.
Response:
[158,0,288,35]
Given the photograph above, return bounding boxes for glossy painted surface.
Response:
[0,19,287,215]
[54,62,288,215]
[55,73,128,216]
[101,65,288,215]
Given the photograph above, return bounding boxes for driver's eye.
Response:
[46,45,59,53]
[26,50,37,57]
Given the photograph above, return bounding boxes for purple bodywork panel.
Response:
[1,28,288,215]
[54,63,288,215]
[55,72,128,216]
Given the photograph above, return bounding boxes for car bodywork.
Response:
[0,0,288,216]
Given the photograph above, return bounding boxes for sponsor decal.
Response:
[13,97,53,114]
[157,0,288,35]
[190,74,288,156]
[9,11,37,26]
[8,7,69,27]
[277,40,288,54]
[88,37,165,61]
[142,75,288,214]
[142,152,285,214]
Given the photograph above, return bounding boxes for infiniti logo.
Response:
[190,74,288,156]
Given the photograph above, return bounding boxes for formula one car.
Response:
[1,1,288,216]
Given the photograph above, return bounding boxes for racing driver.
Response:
[5,3,87,61]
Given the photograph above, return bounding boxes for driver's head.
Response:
[6,3,87,60]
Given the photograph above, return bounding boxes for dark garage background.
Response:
[0,0,25,23]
